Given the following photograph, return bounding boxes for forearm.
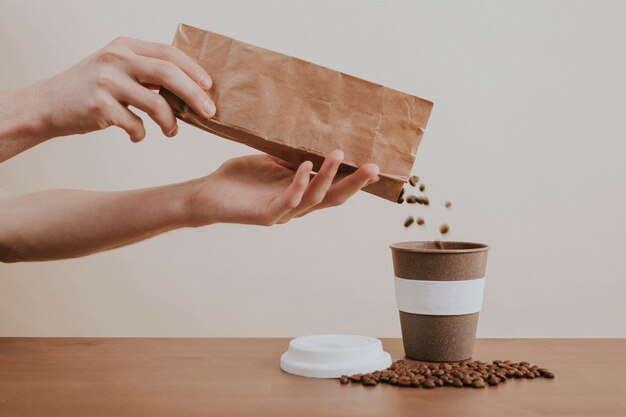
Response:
[0,84,53,162]
[0,182,198,262]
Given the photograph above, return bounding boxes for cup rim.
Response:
[390,241,489,254]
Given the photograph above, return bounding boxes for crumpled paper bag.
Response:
[161,24,433,202]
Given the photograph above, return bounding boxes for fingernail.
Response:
[199,74,212,90]
[202,99,216,118]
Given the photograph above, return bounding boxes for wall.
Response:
[1,0,624,337]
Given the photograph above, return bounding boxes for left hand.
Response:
[186,150,380,226]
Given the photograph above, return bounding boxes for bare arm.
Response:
[0,152,379,263]
[0,184,189,262]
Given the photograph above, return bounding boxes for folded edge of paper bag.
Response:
[161,24,434,202]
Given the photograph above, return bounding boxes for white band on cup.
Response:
[394,277,485,316]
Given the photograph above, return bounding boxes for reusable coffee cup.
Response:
[390,241,489,362]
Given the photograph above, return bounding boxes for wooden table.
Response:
[0,338,624,416]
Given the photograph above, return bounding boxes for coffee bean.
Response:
[350,374,362,382]
[543,372,555,379]
[404,216,414,227]
[439,223,450,234]
[416,217,425,225]
[487,375,499,386]
[422,379,436,389]
[408,175,419,187]
[452,378,464,387]
[435,240,444,249]
[445,200,452,208]
[398,377,412,387]
[419,184,426,192]
[405,195,419,204]
[339,375,350,384]
[363,378,377,386]
[472,379,486,388]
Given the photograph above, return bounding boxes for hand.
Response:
[186,150,380,226]
[29,36,214,142]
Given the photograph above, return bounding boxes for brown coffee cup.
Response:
[390,241,489,362]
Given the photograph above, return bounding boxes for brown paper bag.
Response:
[160,24,434,202]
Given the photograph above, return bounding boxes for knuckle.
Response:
[157,43,176,60]
[154,61,177,82]
[111,36,130,46]
[95,68,118,89]
[145,93,167,113]
[96,46,125,64]
[91,92,113,115]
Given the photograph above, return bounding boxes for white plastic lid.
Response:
[280,334,392,378]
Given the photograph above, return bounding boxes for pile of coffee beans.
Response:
[400,174,452,237]
[339,359,555,389]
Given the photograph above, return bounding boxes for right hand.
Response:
[30,36,215,142]
[185,150,380,226]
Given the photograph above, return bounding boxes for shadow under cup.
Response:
[390,241,489,362]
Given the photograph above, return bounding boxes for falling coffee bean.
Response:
[416,217,425,225]
[404,216,415,228]
[419,184,426,192]
[445,200,452,208]
[405,195,419,204]
[408,175,419,187]
[439,223,450,234]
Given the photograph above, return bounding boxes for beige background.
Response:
[1,0,624,337]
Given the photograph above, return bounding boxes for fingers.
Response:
[278,150,344,222]
[129,54,216,120]
[109,103,146,143]
[110,76,178,137]
[295,163,380,218]
[116,37,213,90]
[264,161,312,224]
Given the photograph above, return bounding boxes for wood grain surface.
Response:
[1,338,624,417]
